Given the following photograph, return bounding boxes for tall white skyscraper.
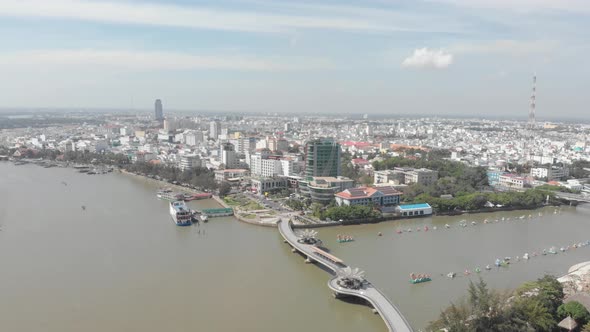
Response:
[209,121,221,140]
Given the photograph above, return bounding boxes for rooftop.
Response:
[397,203,431,210]
[335,186,401,199]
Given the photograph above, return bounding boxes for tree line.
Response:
[126,162,218,191]
[412,189,556,213]
[428,276,590,332]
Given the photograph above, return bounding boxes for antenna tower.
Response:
[528,75,536,130]
[526,75,537,163]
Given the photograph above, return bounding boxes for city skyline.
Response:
[0,0,588,118]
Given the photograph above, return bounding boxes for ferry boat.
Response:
[169,201,192,226]
[157,189,183,201]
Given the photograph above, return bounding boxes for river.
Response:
[1,163,589,331]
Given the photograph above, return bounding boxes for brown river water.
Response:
[1,163,589,331]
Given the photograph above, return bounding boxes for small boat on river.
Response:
[410,273,432,284]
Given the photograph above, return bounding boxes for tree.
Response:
[513,298,556,332]
[557,301,590,325]
[218,181,231,197]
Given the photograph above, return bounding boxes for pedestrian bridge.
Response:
[278,220,413,332]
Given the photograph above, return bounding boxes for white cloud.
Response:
[401,48,453,69]
[0,0,449,34]
[450,40,557,56]
[0,49,333,71]
[429,0,590,13]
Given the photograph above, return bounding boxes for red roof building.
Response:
[335,186,402,207]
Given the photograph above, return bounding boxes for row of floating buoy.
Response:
[393,209,563,236]
[441,240,590,281]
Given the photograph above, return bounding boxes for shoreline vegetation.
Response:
[428,274,590,332]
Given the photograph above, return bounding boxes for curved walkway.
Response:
[278,220,413,332]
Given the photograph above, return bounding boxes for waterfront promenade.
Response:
[278,220,413,332]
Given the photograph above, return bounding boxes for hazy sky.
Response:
[0,0,588,118]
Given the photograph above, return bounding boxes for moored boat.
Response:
[157,189,183,201]
[169,201,192,226]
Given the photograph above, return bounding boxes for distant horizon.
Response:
[0,106,588,124]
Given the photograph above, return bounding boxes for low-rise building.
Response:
[498,173,527,189]
[251,177,288,193]
[404,168,438,186]
[530,165,570,181]
[179,154,203,171]
[299,176,354,204]
[487,168,506,186]
[334,186,402,207]
[395,203,433,217]
[214,169,249,182]
[373,167,438,186]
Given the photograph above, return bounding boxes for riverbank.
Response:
[119,169,206,195]
[559,261,590,296]
[434,204,558,216]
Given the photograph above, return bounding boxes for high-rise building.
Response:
[304,138,341,178]
[163,118,178,132]
[220,142,239,169]
[209,121,221,140]
[155,99,163,121]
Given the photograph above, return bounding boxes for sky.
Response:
[0,0,588,118]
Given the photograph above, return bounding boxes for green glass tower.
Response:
[304,138,341,179]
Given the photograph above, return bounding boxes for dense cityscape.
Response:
[2,102,590,331]
[2,1,590,331]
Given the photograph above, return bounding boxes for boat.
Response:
[157,189,183,201]
[471,221,476,226]
[485,265,492,270]
[432,226,437,230]
[337,236,354,243]
[185,192,213,201]
[410,273,432,284]
[396,230,402,234]
[548,247,558,254]
[199,214,208,222]
[447,272,456,278]
[445,224,450,229]
[523,253,529,260]
[495,258,502,267]
[475,267,481,273]
[169,201,192,226]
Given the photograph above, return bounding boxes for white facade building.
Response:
[179,154,203,171]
